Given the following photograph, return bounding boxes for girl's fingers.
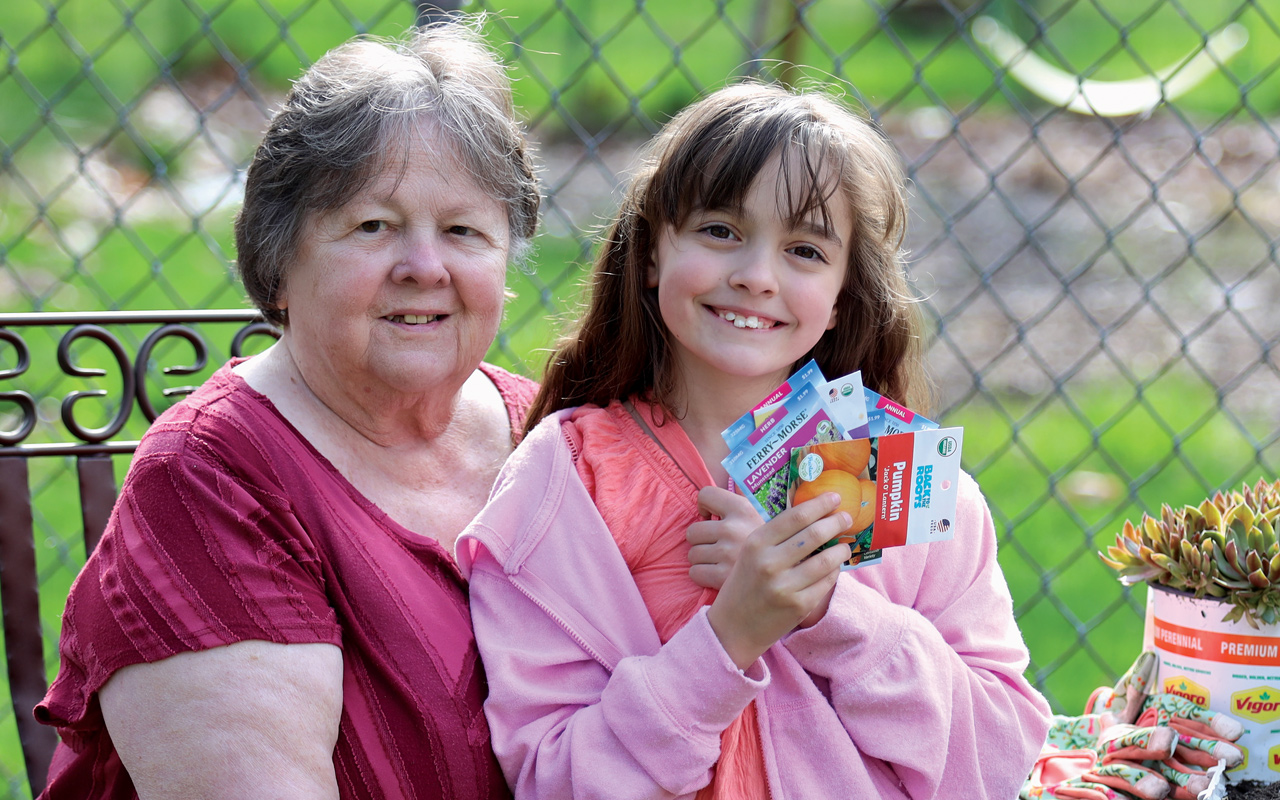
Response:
[687,541,717,564]
[779,545,848,620]
[688,562,730,590]
[794,541,851,587]
[696,486,754,521]
[758,492,845,547]
[755,538,849,607]
[775,507,853,566]
[685,519,720,546]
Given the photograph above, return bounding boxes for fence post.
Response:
[415,1,466,26]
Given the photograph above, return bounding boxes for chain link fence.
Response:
[1,0,1279,792]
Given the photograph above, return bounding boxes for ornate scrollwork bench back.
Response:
[0,310,278,797]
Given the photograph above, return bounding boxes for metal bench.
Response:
[0,310,276,797]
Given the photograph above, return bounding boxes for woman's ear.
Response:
[271,273,288,311]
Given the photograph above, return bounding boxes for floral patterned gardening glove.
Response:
[1022,651,1244,800]
[1021,716,1177,800]
[1086,651,1244,800]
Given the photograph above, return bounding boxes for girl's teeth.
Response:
[722,311,765,328]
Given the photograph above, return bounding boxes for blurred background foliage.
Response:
[2,0,1280,794]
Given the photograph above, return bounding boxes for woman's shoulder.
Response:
[478,362,538,444]
[130,360,302,485]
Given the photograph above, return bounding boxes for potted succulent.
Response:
[1100,478,1280,629]
[1099,478,1280,789]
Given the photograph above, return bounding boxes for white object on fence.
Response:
[971,17,1248,117]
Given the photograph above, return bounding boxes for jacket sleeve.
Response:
[781,471,1052,798]
[468,553,766,800]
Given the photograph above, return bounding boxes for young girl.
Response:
[457,82,1052,799]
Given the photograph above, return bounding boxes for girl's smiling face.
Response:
[647,154,852,397]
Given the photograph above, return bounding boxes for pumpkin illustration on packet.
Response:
[789,439,878,548]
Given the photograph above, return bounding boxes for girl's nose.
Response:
[391,232,450,287]
[729,247,779,295]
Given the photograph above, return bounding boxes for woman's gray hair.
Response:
[234,19,540,326]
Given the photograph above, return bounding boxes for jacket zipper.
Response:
[505,571,615,671]
[755,700,776,800]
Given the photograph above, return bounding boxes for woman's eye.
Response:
[358,220,386,233]
[447,225,475,236]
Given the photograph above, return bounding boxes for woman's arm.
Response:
[99,640,343,800]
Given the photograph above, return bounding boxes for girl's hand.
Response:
[706,493,853,670]
[686,486,763,590]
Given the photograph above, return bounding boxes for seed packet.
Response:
[724,367,868,451]
[722,383,844,519]
[721,359,825,451]
[819,373,871,439]
[864,387,938,437]
[788,427,964,569]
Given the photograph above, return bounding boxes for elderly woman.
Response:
[34,20,538,800]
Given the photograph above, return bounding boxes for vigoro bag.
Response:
[1143,583,1280,780]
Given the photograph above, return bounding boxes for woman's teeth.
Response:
[387,314,439,324]
[718,310,771,329]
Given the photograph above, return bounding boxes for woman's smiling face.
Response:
[648,153,852,393]
[278,122,510,404]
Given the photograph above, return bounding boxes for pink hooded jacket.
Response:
[457,408,1051,799]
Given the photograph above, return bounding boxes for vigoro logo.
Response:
[1270,743,1280,773]
[1162,676,1209,708]
[1231,686,1280,722]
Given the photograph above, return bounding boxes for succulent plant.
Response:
[1099,478,1280,629]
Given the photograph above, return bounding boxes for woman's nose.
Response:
[391,232,450,286]
[729,247,778,295]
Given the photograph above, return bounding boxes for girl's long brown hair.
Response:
[525,82,929,433]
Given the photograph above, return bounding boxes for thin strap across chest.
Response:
[622,400,701,490]
[621,400,735,493]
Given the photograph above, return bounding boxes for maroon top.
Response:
[36,361,536,800]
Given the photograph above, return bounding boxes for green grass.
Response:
[945,376,1274,713]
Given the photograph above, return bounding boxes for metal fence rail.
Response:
[2,0,1278,793]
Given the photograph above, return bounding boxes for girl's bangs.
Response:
[669,119,845,238]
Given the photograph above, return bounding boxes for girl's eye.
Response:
[790,244,826,262]
[358,220,387,233]
[700,224,736,240]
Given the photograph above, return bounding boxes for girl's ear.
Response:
[826,304,838,330]
[645,258,660,289]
